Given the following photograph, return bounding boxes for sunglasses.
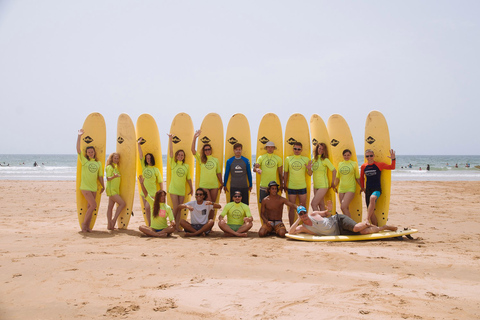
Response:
[365,155,374,158]
[195,193,204,196]
[233,195,242,198]
[294,148,302,151]
[298,211,307,216]
[204,148,212,151]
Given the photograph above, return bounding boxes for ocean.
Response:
[0,154,479,181]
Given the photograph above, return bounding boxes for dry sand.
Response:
[1,180,479,319]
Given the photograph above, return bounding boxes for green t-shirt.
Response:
[79,153,103,192]
[338,160,359,193]
[284,155,310,189]
[256,153,282,188]
[106,164,120,196]
[220,202,252,225]
[195,152,221,189]
[149,201,174,230]
[168,157,191,196]
[141,157,163,196]
[312,157,335,189]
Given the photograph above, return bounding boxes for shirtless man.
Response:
[258,181,297,238]
[288,202,397,236]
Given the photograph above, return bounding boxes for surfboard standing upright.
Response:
[115,113,136,229]
[365,111,391,226]
[167,112,194,225]
[256,113,283,217]
[136,114,163,226]
[224,113,251,203]
[310,114,336,214]
[327,114,362,223]
[76,112,106,230]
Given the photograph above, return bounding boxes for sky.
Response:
[0,1,479,155]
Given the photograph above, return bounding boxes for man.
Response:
[360,149,396,225]
[218,191,253,237]
[177,188,221,237]
[224,143,253,205]
[254,141,284,203]
[288,203,397,236]
[258,181,297,238]
[284,142,312,225]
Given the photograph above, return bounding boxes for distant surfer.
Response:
[288,203,397,237]
[426,164,430,171]
[253,141,284,203]
[33,161,38,167]
[137,137,163,227]
[310,142,337,211]
[258,181,297,238]
[284,142,312,226]
[105,153,126,230]
[77,129,105,233]
[167,133,193,231]
[137,176,175,237]
[177,188,221,237]
[218,191,253,237]
[334,149,361,219]
[360,149,396,226]
[224,143,253,205]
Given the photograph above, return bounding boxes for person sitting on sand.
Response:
[177,188,221,237]
[137,176,175,237]
[218,191,253,237]
[258,181,297,238]
[288,202,397,236]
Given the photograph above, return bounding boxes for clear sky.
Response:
[0,1,478,155]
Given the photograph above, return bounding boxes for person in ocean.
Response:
[137,137,163,226]
[334,149,361,218]
[360,149,396,226]
[167,133,193,231]
[105,152,126,230]
[310,142,336,212]
[77,129,105,232]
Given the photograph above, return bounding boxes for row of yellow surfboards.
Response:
[76,111,391,230]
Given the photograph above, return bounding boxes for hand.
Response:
[256,168,262,174]
[205,201,213,206]
[388,149,396,160]
[188,190,193,196]
[306,160,313,170]
[138,175,144,184]
[99,187,104,194]
[78,129,84,136]
[187,206,194,211]
[167,133,173,138]
[194,130,201,138]
[137,137,143,144]
[224,186,229,193]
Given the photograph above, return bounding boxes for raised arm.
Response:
[137,138,144,160]
[167,133,174,158]
[76,129,84,154]
[191,130,200,155]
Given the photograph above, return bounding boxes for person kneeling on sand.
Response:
[258,181,297,238]
[138,176,175,237]
[288,201,397,236]
[218,191,253,237]
[177,188,221,237]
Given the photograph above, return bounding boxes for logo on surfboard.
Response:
[117,137,124,144]
[259,136,269,144]
[366,136,375,144]
[312,138,318,146]
[228,137,238,145]
[83,136,94,144]
[286,137,297,145]
[201,136,211,144]
[172,136,181,144]
[138,138,146,145]
[330,139,339,147]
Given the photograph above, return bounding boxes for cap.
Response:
[268,181,279,187]
[264,141,277,149]
[297,206,307,214]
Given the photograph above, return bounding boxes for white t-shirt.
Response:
[186,200,213,225]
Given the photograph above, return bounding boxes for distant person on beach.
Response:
[167,133,193,231]
[253,141,284,203]
[258,181,297,238]
[455,163,458,168]
[334,149,360,219]
[138,137,163,226]
[466,163,470,168]
[191,130,223,204]
[284,142,312,225]
[33,161,38,167]
[77,129,105,233]
[311,142,336,211]
[177,188,221,237]
[137,176,175,237]
[105,153,126,230]
[360,149,396,226]
[427,164,430,171]
[224,143,253,205]
[218,191,253,237]
[288,203,397,236]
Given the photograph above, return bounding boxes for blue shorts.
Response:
[372,191,381,198]
[153,228,164,232]
[287,188,307,195]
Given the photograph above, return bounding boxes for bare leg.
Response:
[288,194,298,226]
[207,188,219,219]
[258,223,273,237]
[183,220,214,237]
[366,194,378,226]
[106,197,115,230]
[170,194,184,231]
[81,190,97,232]
[139,225,176,237]
[110,195,126,229]
[339,192,355,217]
[218,220,248,237]
[298,194,307,207]
[354,221,397,234]
[141,196,151,226]
[311,188,328,211]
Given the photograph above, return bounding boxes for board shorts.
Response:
[191,223,212,234]
[334,214,359,235]
[228,224,243,232]
[287,188,307,195]
[365,188,382,208]
[261,220,286,235]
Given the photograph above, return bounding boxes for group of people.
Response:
[77,128,398,237]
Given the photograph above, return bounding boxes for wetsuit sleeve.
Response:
[284,157,290,172]
[166,205,174,222]
[186,163,192,180]
[324,158,335,171]
[360,163,367,188]
[155,167,163,183]
[224,157,232,186]
[376,160,396,171]
[220,203,232,217]
[243,203,252,218]
[242,156,253,188]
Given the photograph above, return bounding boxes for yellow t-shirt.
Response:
[106,164,120,196]
[168,157,191,196]
[284,155,310,189]
[220,202,251,225]
[338,160,359,193]
[195,152,221,189]
[141,157,163,197]
[312,157,335,189]
[79,153,103,192]
[150,201,174,230]
[256,153,282,188]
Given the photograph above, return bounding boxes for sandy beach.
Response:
[1,180,479,319]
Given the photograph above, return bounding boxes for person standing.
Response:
[224,143,252,205]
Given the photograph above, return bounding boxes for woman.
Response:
[138,176,175,237]
[311,143,337,211]
[105,152,126,230]
[167,133,193,230]
[137,137,163,226]
[191,129,223,203]
[334,149,361,218]
[77,129,105,232]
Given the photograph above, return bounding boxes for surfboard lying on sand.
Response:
[285,228,418,242]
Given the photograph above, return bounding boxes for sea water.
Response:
[0,154,479,181]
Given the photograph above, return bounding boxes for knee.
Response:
[244,221,253,229]
[369,195,377,203]
[258,227,267,237]
[277,230,286,238]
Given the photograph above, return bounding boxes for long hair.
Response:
[201,144,212,164]
[144,153,155,166]
[314,143,329,160]
[174,149,185,164]
[152,190,167,218]
[84,146,97,161]
[106,152,119,166]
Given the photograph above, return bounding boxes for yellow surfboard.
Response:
[255,113,283,218]
[224,113,251,203]
[196,113,224,204]
[136,114,163,226]
[365,111,392,226]
[285,229,418,242]
[115,113,136,229]
[310,114,336,215]
[284,113,311,219]
[76,112,106,230]
[327,114,362,222]
[167,112,194,225]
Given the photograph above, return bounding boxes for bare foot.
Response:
[384,225,398,231]
[236,232,248,237]
[184,232,198,237]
